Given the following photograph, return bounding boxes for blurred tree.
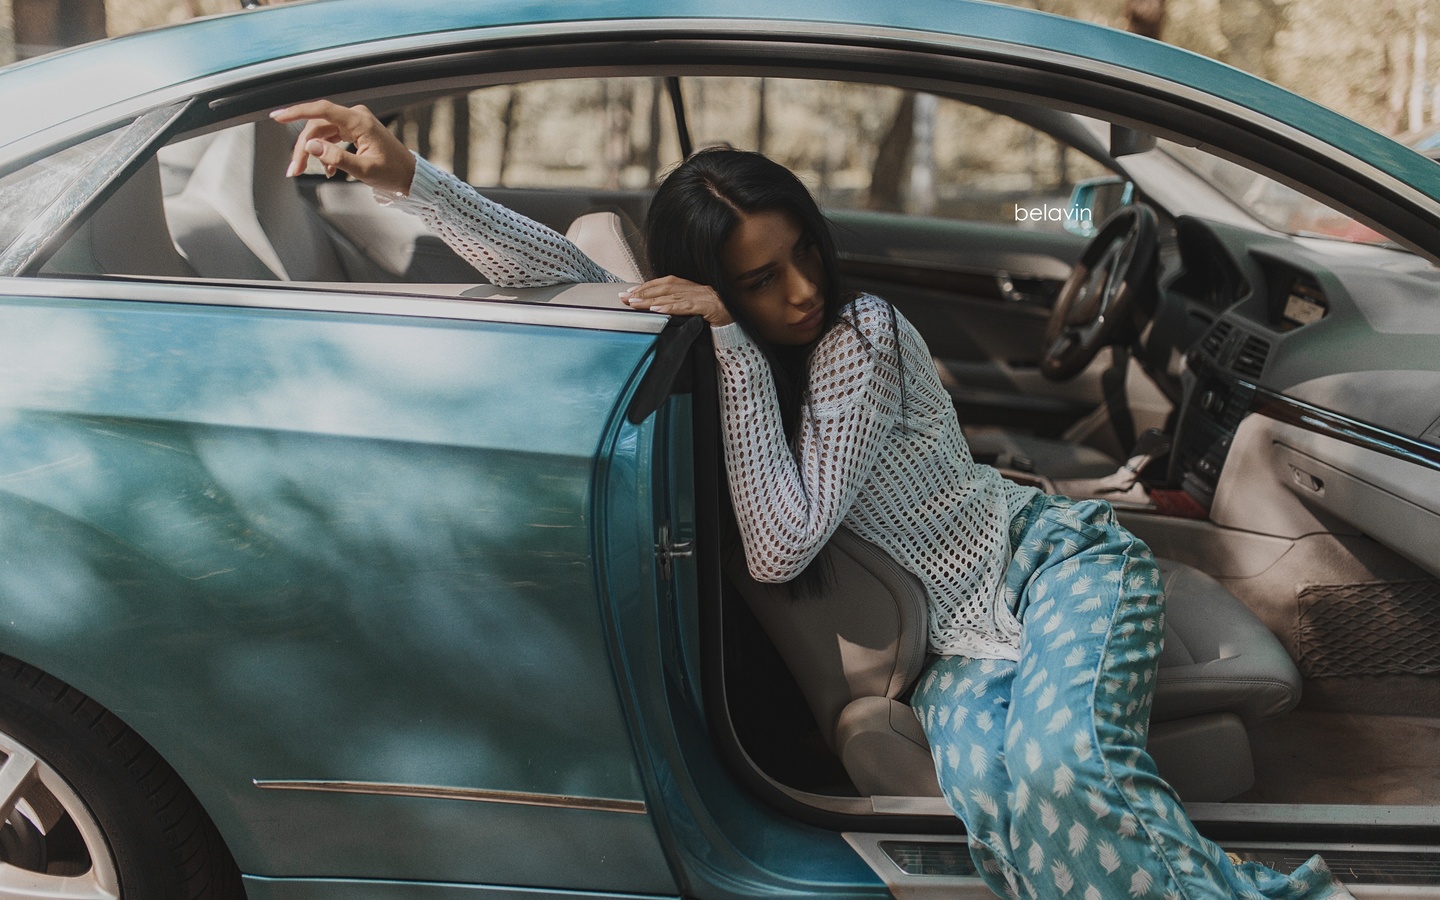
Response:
[644,78,664,183]
[867,92,914,211]
[908,93,938,216]
[994,0,1440,136]
[1126,0,1166,39]
[14,0,105,57]
[1217,0,1288,79]
[1,1,15,65]
[604,80,633,190]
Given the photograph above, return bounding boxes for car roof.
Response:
[2,0,1438,203]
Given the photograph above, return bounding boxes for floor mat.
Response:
[1237,711,1440,805]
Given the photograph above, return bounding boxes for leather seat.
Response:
[164,118,388,283]
[724,526,1301,802]
[564,209,646,283]
[964,427,1121,479]
[42,156,198,278]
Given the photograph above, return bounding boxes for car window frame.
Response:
[18,25,1440,286]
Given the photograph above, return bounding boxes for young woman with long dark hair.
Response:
[273,99,1351,900]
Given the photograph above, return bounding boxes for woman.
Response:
[273,100,1351,900]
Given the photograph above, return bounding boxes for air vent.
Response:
[1233,334,1271,380]
[1200,320,1233,360]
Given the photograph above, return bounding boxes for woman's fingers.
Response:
[301,139,360,180]
[273,101,353,176]
[620,279,733,327]
[270,101,415,195]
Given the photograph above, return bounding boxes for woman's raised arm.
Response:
[271,101,617,287]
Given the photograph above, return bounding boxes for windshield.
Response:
[1159,140,1391,246]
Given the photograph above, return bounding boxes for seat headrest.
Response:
[564,210,646,283]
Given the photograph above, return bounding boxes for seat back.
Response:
[164,119,351,282]
[724,527,929,750]
[42,155,197,278]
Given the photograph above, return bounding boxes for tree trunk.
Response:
[13,0,107,58]
[645,78,664,184]
[866,92,915,212]
[907,92,937,217]
[0,1,15,67]
[1386,32,1412,135]
[604,81,633,191]
[755,78,768,156]
[1216,0,1286,79]
[451,95,471,183]
[1410,9,1429,134]
[1125,0,1166,40]
[496,87,519,185]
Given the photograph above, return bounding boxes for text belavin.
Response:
[1015,205,1092,224]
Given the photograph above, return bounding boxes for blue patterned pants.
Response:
[911,495,1350,899]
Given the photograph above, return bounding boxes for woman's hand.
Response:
[270,100,416,197]
[621,277,734,328]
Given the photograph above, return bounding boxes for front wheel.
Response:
[0,656,244,899]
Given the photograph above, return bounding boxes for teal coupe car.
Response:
[1,1,1439,897]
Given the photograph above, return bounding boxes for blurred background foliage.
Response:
[0,0,1434,138]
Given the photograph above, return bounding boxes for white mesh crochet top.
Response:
[712,299,1038,660]
[389,156,1039,659]
[386,156,620,286]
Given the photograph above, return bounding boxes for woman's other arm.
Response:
[716,296,902,582]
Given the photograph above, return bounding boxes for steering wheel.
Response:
[1041,203,1158,381]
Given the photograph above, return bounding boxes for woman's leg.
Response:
[999,496,1351,900]
[914,494,1352,898]
[912,653,1031,896]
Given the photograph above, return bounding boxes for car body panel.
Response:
[0,282,676,890]
[1,2,1439,897]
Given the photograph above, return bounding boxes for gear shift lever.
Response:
[1043,429,1174,503]
[1123,428,1172,478]
[1098,428,1173,494]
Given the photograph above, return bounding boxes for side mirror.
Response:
[1065,176,1134,238]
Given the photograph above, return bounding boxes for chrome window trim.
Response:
[253,779,647,814]
[4,18,1436,228]
[0,277,666,335]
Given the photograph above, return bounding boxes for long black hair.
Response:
[645,147,848,443]
[645,149,911,596]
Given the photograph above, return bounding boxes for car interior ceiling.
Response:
[33,77,1440,821]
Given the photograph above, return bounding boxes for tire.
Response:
[0,655,245,899]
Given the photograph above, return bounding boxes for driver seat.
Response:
[724,525,1301,802]
[964,425,1123,479]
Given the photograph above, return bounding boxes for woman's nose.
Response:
[786,265,817,305]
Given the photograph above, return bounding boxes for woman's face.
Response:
[721,208,826,347]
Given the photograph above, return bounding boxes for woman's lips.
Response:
[795,306,823,330]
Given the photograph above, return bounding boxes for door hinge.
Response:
[654,522,694,581]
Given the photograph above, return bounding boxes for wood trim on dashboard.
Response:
[1247,383,1440,473]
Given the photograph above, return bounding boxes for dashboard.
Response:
[1146,215,1440,575]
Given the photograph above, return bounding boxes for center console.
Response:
[1172,369,1256,509]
